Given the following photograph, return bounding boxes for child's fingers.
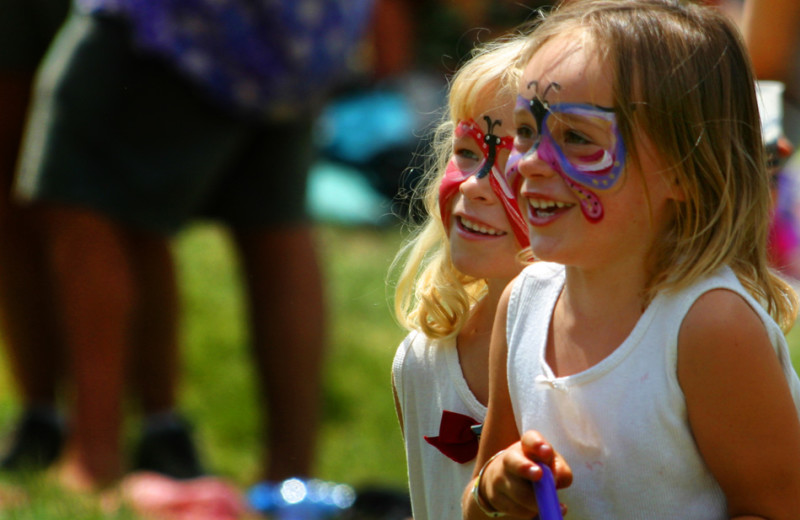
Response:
[520,430,573,488]
[480,441,570,518]
[505,444,544,483]
[552,452,573,489]
[520,430,555,469]
[485,449,540,517]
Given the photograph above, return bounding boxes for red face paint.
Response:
[438,119,528,247]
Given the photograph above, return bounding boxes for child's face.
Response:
[442,94,524,282]
[513,31,678,270]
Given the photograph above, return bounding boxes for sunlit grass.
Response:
[176,223,409,487]
[0,223,409,517]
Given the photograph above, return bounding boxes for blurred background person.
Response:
[0,0,70,471]
[12,0,375,491]
[741,0,800,281]
[742,0,800,142]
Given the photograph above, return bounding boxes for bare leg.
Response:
[42,207,199,486]
[40,204,134,489]
[125,232,203,479]
[233,225,326,481]
[127,232,179,415]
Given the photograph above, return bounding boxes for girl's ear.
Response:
[669,176,686,202]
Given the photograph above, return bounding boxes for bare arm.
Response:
[678,289,800,519]
[462,283,572,519]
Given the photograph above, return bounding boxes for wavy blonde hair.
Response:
[390,33,530,340]
[521,0,798,330]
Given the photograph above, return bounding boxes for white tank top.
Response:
[506,262,800,518]
[392,331,487,520]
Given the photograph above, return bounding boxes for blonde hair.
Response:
[391,33,529,339]
[522,0,798,331]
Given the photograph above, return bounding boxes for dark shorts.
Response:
[16,12,315,235]
[0,0,70,71]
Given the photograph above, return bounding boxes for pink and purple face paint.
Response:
[438,117,530,248]
[508,83,627,222]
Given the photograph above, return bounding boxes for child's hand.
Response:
[475,431,572,518]
[521,430,572,489]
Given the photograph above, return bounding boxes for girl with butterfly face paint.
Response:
[390,34,534,520]
[437,111,528,282]
[465,2,800,519]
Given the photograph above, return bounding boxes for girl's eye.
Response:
[516,125,537,141]
[453,147,483,172]
[455,148,480,161]
[564,129,592,145]
[514,125,537,153]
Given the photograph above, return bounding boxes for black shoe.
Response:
[133,417,204,480]
[0,409,65,471]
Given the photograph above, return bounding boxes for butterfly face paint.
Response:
[510,91,627,222]
[438,117,529,247]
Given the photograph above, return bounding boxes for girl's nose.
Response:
[459,170,494,203]
[515,146,556,180]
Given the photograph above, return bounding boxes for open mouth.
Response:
[527,198,575,219]
[457,216,506,237]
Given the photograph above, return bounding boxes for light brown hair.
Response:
[391,34,529,339]
[523,0,797,329]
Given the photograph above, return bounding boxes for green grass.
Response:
[786,321,800,373]
[0,223,410,518]
[175,223,410,488]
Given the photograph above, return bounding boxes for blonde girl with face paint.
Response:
[390,33,533,520]
[463,1,800,519]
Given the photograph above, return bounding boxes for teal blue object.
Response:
[306,161,393,226]
[248,478,357,520]
[316,90,415,164]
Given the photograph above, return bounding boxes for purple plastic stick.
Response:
[532,464,563,520]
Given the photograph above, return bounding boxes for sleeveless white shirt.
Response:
[392,331,487,520]
[506,262,800,518]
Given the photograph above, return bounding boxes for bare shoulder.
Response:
[678,288,800,516]
[679,288,770,362]
[677,287,778,399]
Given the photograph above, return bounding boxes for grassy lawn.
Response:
[0,223,410,518]
[0,222,800,518]
[175,223,410,489]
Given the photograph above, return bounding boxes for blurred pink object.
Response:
[769,167,800,281]
[121,472,248,520]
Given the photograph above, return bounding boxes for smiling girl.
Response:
[463,1,800,518]
[391,34,532,520]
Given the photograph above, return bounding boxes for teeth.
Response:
[460,217,503,236]
[529,199,568,209]
[530,199,570,209]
